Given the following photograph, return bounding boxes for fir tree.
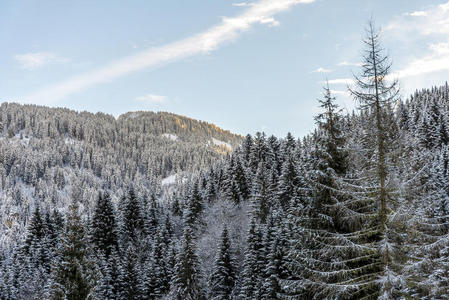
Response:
[24,205,44,253]
[210,226,235,300]
[170,226,204,300]
[121,187,144,245]
[48,200,93,299]
[277,156,298,210]
[118,243,142,300]
[90,192,118,257]
[188,181,203,221]
[349,19,402,298]
[252,161,270,223]
[240,219,264,299]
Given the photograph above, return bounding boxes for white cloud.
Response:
[337,61,362,67]
[386,1,449,35]
[259,17,280,27]
[313,67,332,73]
[327,78,353,85]
[136,94,168,104]
[232,2,254,7]
[328,42,449,96]
[406,10,428,17]
[384,2,449,80]
[440,2,449,11]
[329,89,347,95]
[394,42,449,78]
[24,0,315,104]
[14,52,68,69]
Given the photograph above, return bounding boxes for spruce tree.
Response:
[170,226,204,300]
[142,231,169,298]
[282,84,382,299]
[210,226,235,300]
[24,205,44,253]
[277,156,298,210]
[91,192,118,257]
[252,161,270,223]
[121,187,143,245]
[48,200,93,299]
[240,219,264,299]
[188,181,203,221]
[348,19,401,298]
[118,243,142,300]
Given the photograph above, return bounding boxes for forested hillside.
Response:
[2,80,448,298]
[0,104,242,250]
[2,24,449,300]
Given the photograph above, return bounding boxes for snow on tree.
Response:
[210,226,235,300]
[169,226,204,300]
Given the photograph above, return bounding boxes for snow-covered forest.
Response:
[1,23,449,300]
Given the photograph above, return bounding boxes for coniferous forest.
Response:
[1,22,449,300]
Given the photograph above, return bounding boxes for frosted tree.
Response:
[120,187,144,246]
[47,200,94,299]
[118,243,142,300]
[210,226,235,300]
[402,146,449,298]
[90,192,118,257]
[348,19,402,298]
[239,219,264,299]
[170,226,204,300]
[251,161,270,222]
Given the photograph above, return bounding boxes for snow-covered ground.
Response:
[161,174,177,186]
[162,133,178,141]
[64,137,76,145]
[127,112,140,119]
[13,131,30,146]
[211,137,232,150]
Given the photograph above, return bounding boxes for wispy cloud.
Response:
[337,61,362,67]
[313,67,332,73]
[329,89,348,95]
[14,52,68,69]
[394,42,449,78]
[327,78,353,85]
[328,41,449,90]
[328,2,449,91]
[386,1,449,35]
[232,2,254,7]
[24,0,315,104]
[385,2,449,79]
[136,94,168,104]
[405,10,428,17]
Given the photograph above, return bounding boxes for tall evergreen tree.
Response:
[118,243,142,300]
[188,181,203,221]
[277,156,298,210]
[91,192,118,257]
[121,187,143,246]
[48,200,93,299]
[24,205,44,253]
[348,19,402,298]
[210,226,235,300]
[240,219,264,299]
[170,226,204,300]
[252,161,270,223]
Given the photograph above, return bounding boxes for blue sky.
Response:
[1,0,449,137]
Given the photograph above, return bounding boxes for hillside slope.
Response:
[0,103,242,247]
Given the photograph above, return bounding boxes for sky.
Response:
[1,0,449,137]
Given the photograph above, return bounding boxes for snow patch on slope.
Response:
[161,174,177,186]
[162,133,178,141]
[211,137,232,150]
[128,112,140,119]
[64,137,76,145]
[11,131,30,146]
